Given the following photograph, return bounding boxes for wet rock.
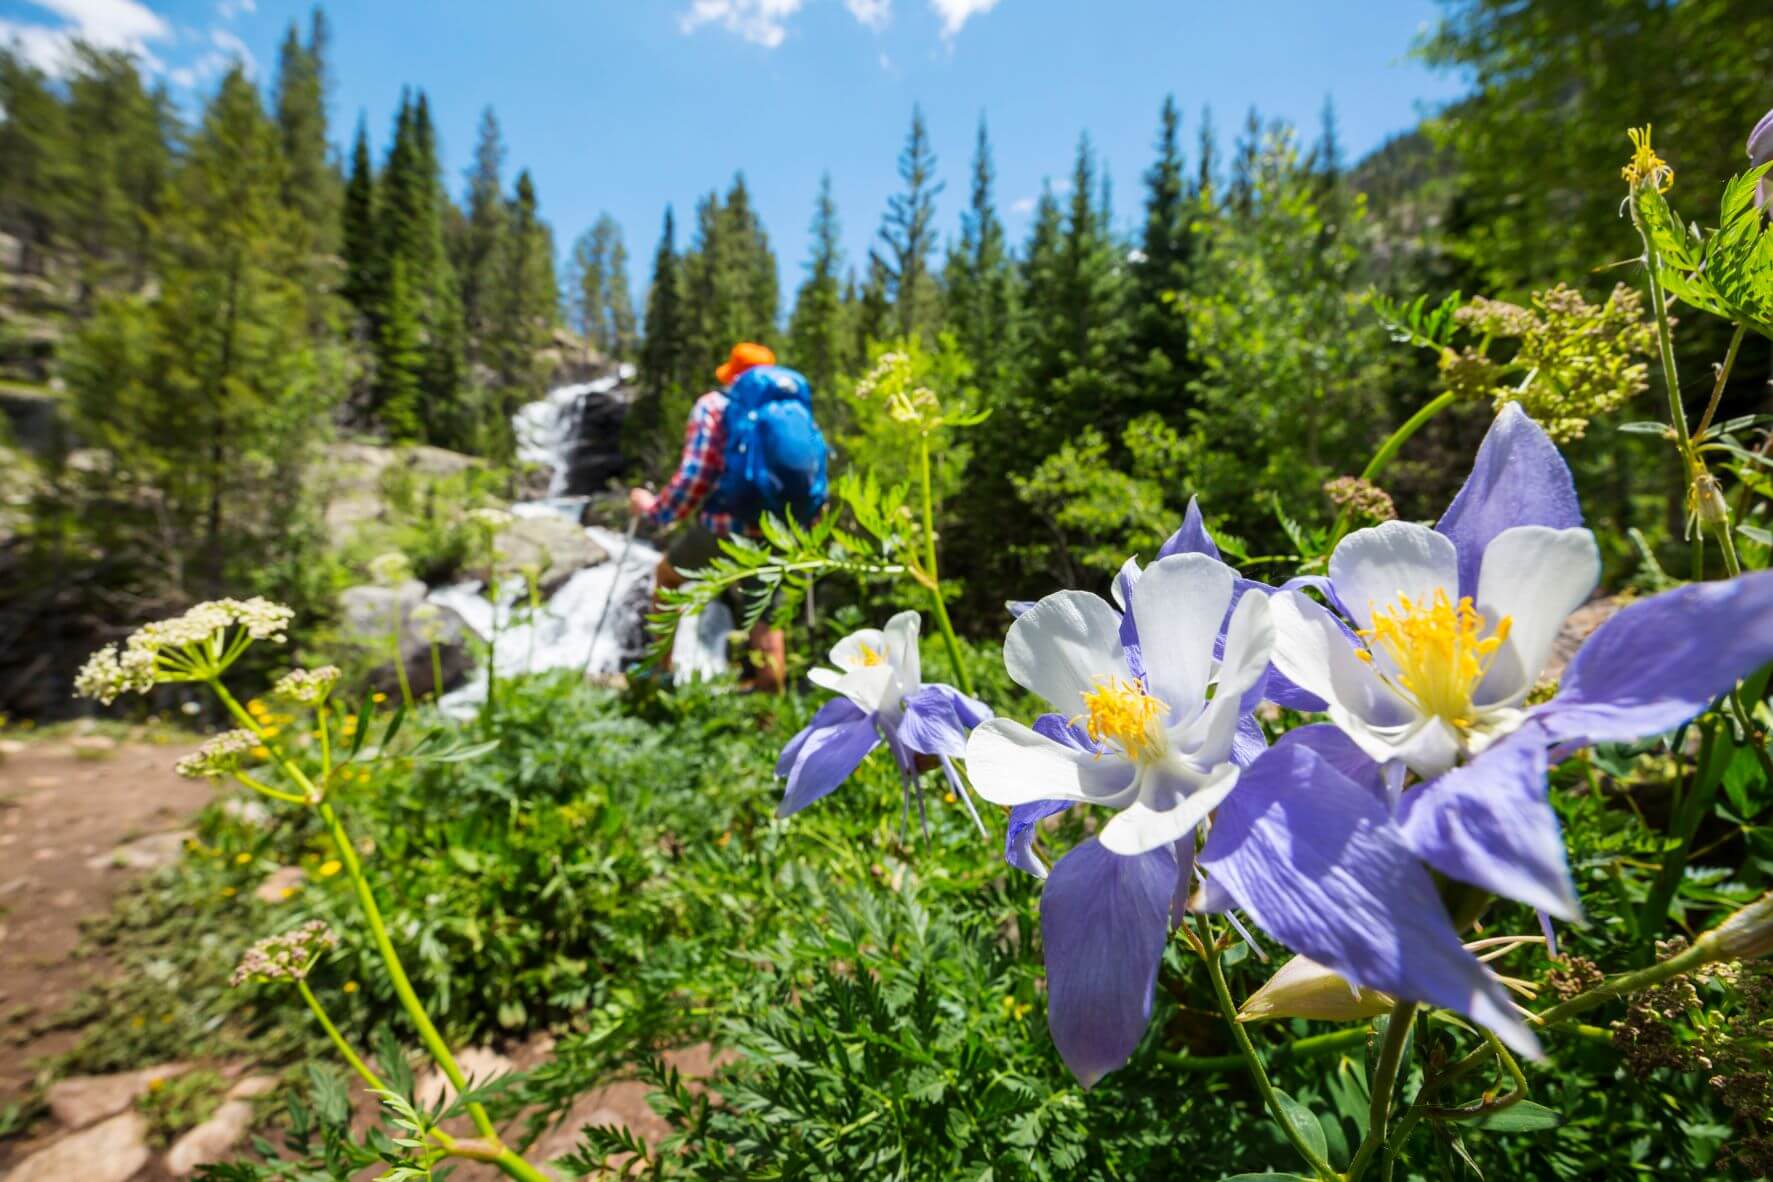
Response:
[165,1099,256,1176]
[3,1111,151,1182]
[88,830,191,872]
[482,516,608,595]
[414,1047,514,1109]
[45,1063,187,1129]
[338,583,473,698]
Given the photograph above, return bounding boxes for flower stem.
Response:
[1200,926,1339,1181]
[1345,1000,1418,1182]
[208,679,540,1177]
[296,978,386,1093]
[918,435,972,696]
[316,798,502,1146]
[1631,193,1695,463]
[1531,933,1718,1029]
[390,625,415,711]
[1157,1025,1369,1073]
[430,640,444,702]
[1695,323,1746,441]
[1329,390,1458,550]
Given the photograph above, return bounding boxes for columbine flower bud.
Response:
[272,666,341,706]
[1237,954,1393,1022]
[230,921,338,987]
[1749,108,1773,211]
[174,729,259,779]
[1709,891,1773,961]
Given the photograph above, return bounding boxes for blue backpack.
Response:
[711,365,828,528]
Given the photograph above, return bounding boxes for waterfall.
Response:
[432,368,730,715]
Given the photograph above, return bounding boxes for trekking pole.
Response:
[584,486,649,678]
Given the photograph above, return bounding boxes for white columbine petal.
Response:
[1329,522,1460,632]
[967,719,1140,807]
[882,609,922,695]
[1176,591,1274,767]
[828,627,888,673]
[1270,592,1412,730]
[1130,553,1233,717]
[1003,590,1126,713]
[1473,526,1601,706]
[1099,762,1239,855]
[808,662,898,716]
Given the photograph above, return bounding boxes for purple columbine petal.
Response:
[1394,724,1581,922]
[1041,837,1180,1086]
[1157,496,1222,561]
[1003,713,1094,876]
[1007,798,1074,877]
[777,705,882,817]
[897,682,994,760]
[1170,836,1196,928]
[1528,571,1773,748]
[1007,600,1037,618]
[1199,727,1540,1057]
[1231,714,1268,768]
[1435,403,1582,600]
[776,697,867,777]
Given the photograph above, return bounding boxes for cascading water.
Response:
[433,367,729,715]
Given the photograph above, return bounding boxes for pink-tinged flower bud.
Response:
[1710,891,1773,961]
[1750,108,1773,210]
[1237,954,1394,1023]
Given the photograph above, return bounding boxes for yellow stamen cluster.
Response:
[1622,125,1673,193]
[856,642,887,668]
[1358,590,1511,729]
[1078,676,1169,762]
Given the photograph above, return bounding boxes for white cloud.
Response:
[1008,195,1035,216]
[928,0,1000,39]
[216,0,256,18]
[0,0,171,74]
[678,0,806,48]
[169,24,254,87]
[845,0,891,30]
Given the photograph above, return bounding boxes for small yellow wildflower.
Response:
[234,852,252,865]
[1621,125,1673,193]
[343,980,359,994]
[318,859,342,878]
[371,692,388,704]
[130,1016,145,1030]
[715,831,732,848]
[279,886,298,900]
[250,745,270,760]
[221,886,238,898]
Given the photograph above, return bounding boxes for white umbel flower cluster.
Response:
[174,729,260,779]
[73,599,295,704]
[273,666,341,706]
[230,921,338,987]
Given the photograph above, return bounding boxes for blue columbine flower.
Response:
[776,610,994,835]
[1198,403,1773,1057]
[966,553,1275,1085]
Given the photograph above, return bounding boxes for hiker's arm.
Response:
[647,398,720,528]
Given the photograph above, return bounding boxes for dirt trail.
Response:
[0,736,710,1178]
[0,735,209,1111]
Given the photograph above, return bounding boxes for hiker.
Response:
[629,342,828,693]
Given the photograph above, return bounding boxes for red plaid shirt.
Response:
[647,390,739,536]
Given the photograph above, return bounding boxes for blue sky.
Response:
[3,0,1469,300]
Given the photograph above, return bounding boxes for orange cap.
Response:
[715,342,775,387]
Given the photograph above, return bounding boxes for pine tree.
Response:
[1130,95,1195,418]
[943,117,1016,396]
[0,50,70,274]
[61,46,173,298]
[631,207,683,465]
[341,116,376,318]
[1230,106,1263,215]
[377,256,425,440]
[787,173,848,394]
[273,13,336,255]
[66,66,342,593]
[459,106,508,361]
[567,214,637,359]
[1195,104,1217,201]
[873,105,943,340]
[638,205,684,409]
[853,254,892,359]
